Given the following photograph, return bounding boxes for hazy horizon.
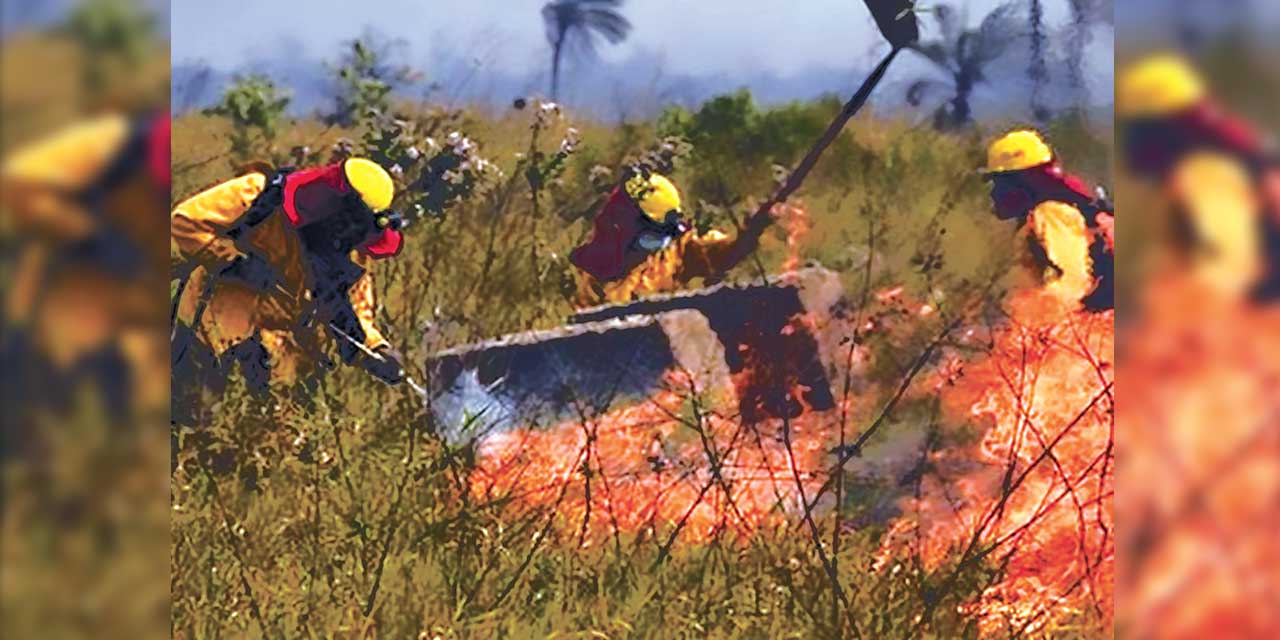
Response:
[171,0,1115,123]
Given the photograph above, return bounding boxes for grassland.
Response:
[168,89,1112,639]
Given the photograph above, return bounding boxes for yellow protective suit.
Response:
[1166,151,1264,298]
[171,171,390,386]
[575,229,737,307]
[1,113,169,410]
[1023,200,1099,306]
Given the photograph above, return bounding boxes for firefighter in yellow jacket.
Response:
[171,158,406,413]
[1118,53,1280,300]
[982,129,1115,311]
[569,167,773,307]
[1,112,171,418]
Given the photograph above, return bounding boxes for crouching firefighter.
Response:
[171,158,408,420]
[983,129,1115,311]
[570,166,775,307]
[1,111,172,421]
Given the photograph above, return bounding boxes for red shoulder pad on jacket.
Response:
[570,186,644,282]
[283,163,349,226]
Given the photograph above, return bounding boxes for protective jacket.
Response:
[571,185,739,307]
[1,112,170,410]
[171,164,399,386]
[1118,54,1280,300]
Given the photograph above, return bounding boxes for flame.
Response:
[474,265,1122,633]
[776,201,812,272]
[469,369,837,544]
[877,288,1115,634]
[1117,272,1280,639]
[732,312,824,424]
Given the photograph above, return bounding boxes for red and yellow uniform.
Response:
[1119,54,1280,299]
[571,172,754,307]
[171,159,402,387]
[984,130,1115,310]
[575,226,737,306]
[1,112,171,410]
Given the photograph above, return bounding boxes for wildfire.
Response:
[469,369,838,544]
[877,288,1115,634]
[468,250,1119,634]
[1117,272,1280,639]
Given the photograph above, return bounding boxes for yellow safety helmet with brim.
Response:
[625,172,683,223]
[1117,54,1206,119]
[343,157,395,213]
[984,129,1055,175]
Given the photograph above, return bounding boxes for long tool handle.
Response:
[327,322,429,399]
[717,46,905,275]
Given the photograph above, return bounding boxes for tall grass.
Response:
[171,91,1111,638]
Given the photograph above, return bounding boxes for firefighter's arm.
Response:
[170,172,267,269]
[0,180,97,241]
[1,114,132,242]
[348,253,390,351]
[1029,201,1093,300]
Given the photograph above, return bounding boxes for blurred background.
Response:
[2,1,170,638]
[1113,1,1280,638]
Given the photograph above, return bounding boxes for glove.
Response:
[362,345,404,385]
[223,253,276,290]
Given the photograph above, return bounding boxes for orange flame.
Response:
[776,201,812,273]
[469,369,838,544]
[877,288,1115,634]
[1117,272,1280,639]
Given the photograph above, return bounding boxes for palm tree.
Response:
[541,0,632,100]
[905,2,1024,130]
[1064,0,1112,97]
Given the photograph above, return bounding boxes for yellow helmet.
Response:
[1117,54,1206,119]
[985,129,1054,174]
[343,157,395,212]
[624,172,682,223]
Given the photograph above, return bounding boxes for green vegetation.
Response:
[162,24,1111,634]
[204,75,293,162]
[171,67,1111,636]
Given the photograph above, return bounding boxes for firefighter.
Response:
[570,167,773,307]
[170,158,407,418]
[1118,53,1280,300]
[982,129,1115,311]
[1,112,172,419]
